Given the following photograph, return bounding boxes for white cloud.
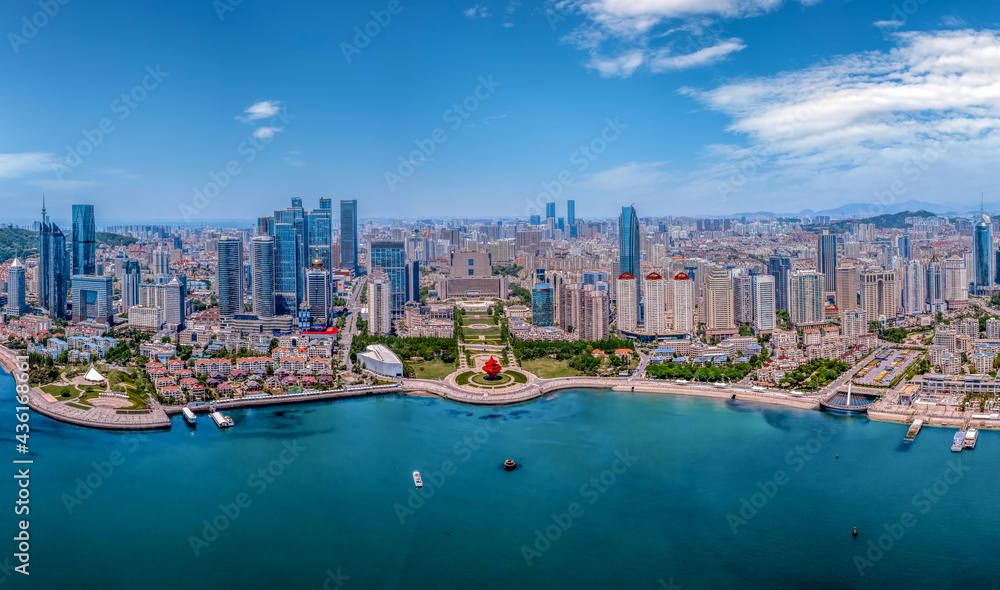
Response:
[941,16,967,28]
[588,50,645,77]
[464,4,491,18]
[583,161,674,193]
[0,153,58,179]
[237,100,282,122]
[649,38,745,71]
[563,0,819,76]
[662,29,1000,212]
[252,126,283,139]
[873,19,903,29]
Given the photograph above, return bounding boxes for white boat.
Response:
[412,471,423,488]
[964,429,979,449]
[182,407,196,424]
[210,411,234,428]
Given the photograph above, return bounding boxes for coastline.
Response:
[1,343,982,433]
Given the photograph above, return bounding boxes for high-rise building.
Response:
[71,204,96,277]
[39,199,68,320]
[842,308,867,338]
[732,273,754,325]
[902,260,925,315]
[619,206,640,323]
[273,215,300,316]
[567,200,576,238]
[340,199,358,274]
[944,256,969,305]
[767,255,791,312]
[367,273,392,335]
[818,230,837,293]
[752,275,776,333]
[71,275,113,324]
[370,241,406,319]
[405,260,420,303]
[973,210,994,295]
[164,276,185,327]
[251,236,275,318]
[581,286,609,341]
[531,283,554,327]
[789,270,825,326]
[705,269,735,334]
[306,251,330,326]
[5,258,27,316]
[670,272,694,333]
[152,246,171,276]
[926,257,946,313]
[897,229,911,259]
[217,236,244,318]
[615,273,637,332]
[861,270,898,321]
[308,198,334,273]
[643,272,666,334]
[545,202,555,221]
[122,259,141,309]
[835,265,859,317]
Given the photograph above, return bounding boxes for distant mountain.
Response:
[816,210,937,234]
[809,200,951,217]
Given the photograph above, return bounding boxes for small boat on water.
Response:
[951,431,965,452]
[412,471,423,488]
[210,411,234,428]
[964,429,979,449]
[182,407,196,424]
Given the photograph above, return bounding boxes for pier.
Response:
[903,419,923,443]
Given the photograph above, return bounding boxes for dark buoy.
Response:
[503,459,517,471]
[853,526,857,537]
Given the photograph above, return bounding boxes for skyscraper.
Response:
[973,210,994,295]
[71,275,113,324]
[897,229,911,259]
[902,260,925,315]
[5,258,27,316]
[164,276,185,327]
[789,270,825,326]
[306,250,330,326]
[567,200,576,238]
[619,206,640,323]
[370,241,406,319]
[122,259,141,309]
[217,236,244,318]
[861,270,898,322]
[818,230,837,293]
[705,269,735,334]
[835,265,859,316]
[926,257,945,313]
[643,272,665,334]
[308,198,333,273]
[531,282,554,327]
[752,275,776,332]
[273,214,301,316]
[367,272,392,335]
[251,236,275,318]
[944,256,969,305]
[39,199,68,320]
[614,273,637,332]
[767,255,791,312]
[71,204,96,277]
[545,202,555,221]
[732,272,754,325]
[340,199,358,274]
[670,272,694,333]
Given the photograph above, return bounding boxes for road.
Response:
[340,276,367,371]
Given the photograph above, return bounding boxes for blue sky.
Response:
[2,0,999,224]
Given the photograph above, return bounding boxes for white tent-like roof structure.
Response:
[83,365,105,383]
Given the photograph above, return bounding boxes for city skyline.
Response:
[3,1,1000,221]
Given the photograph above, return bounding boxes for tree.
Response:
[738,325,752,336]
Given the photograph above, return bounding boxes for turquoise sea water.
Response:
[1,369,999,589]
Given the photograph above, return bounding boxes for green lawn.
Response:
[66,403,91,410]
[462,327,502,338]
[522,358,582,379]
[41,384,79,400]
[408,359,455,380]
[455,371,477,385]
